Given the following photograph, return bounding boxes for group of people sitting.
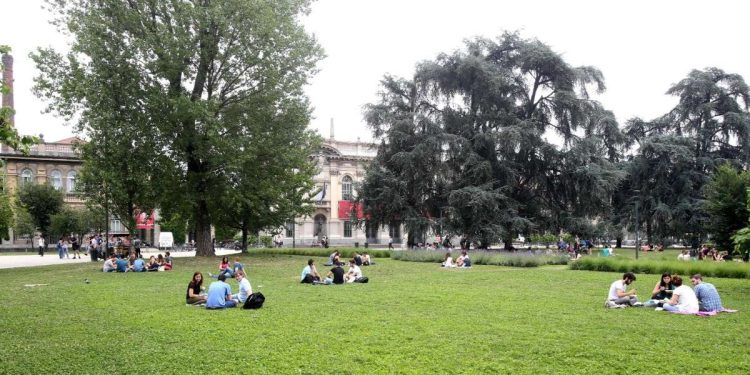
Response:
[441,250,471,268]
[606,272,724,313]
[209,256,244,279]
[324,251,373,267]
[185,269,252,309]
[102,252,173,272]
[301,258,366,284]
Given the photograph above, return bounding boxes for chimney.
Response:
[329,118,335,140]
[1,53,14,127]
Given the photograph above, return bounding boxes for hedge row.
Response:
[249,247,391,258]
[392,250,569,268]
[569,257,750,279]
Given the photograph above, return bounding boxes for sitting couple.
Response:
[442,251,471,268]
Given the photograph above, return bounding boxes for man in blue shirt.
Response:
[132,257,146,272]
[206,273,237,309]
[690,274,723,312]
[115,256,129,272]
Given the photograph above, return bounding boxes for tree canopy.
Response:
[32,0,323,255]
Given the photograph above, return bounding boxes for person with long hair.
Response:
[658,275,698,313]
[645,272,674,307]
[442,252,455,268]
[186,272,207,305]
[210,256,233,278]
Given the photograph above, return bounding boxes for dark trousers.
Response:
[38,246,44,256]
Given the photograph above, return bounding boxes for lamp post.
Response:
[633,190,640,260]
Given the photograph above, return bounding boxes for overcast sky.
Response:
[2,0,749,143]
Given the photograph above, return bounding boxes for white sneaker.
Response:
[615,304,626,309]
[633,302,644,307]
[655,307,664,311]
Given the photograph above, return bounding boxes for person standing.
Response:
[57,238,64,259]
[37,236,45,257]
[388,236,394,250]
[690,274,724,312]
[206,273,237,309]
[71,237,81,259]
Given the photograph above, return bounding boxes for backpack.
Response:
[354,276,369,283]
[243,292,265,309]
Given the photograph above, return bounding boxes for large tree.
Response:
[360,33,625,248]
[17,184,64,240]
[618,68,750,244]
[704,163,750,252]
[32,0,323,255]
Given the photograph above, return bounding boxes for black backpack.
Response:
[354,276,369,283]
[242,292,265,309]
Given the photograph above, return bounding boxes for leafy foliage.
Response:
[32,0,323,256]
[0,45,38,154]
[360,33,626,248]
[705,164,750,252]
[0,191,13,240]
[16,184,64,238]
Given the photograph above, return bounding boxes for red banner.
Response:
[338,201,365,220]
[135,210,155,230]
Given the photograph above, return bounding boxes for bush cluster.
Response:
[391,250,569,267]
[251,247,391,258]
[569,257,750,279]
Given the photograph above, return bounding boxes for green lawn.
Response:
[1,254,748,374]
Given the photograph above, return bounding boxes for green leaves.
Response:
[16,184,64,238]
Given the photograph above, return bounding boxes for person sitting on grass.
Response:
[102,255,116,272]
[325,250,340,266]
[325,262,346,285]
[345,259,362,283]
[210,257,233,279]
[606,272,641,308]
[145,255,159,272]
[164,251,173,270]
[115,255,129,273]
[132,255,146,272]
[353,252,363,266]
[442,252,455,268]
[232,256,244,275]
[157,254,166,270]
[300,258,322,283]
[677,250,690,261]
[658,275,698,313]
[186,272,207,306]
[232,270,252,304]
[206,273,237,309]
[644,272,674,307]
[690,274,723,312]
[362,252,373,266]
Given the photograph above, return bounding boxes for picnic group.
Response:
[185,256,256,309]
[299,251,373,284]
[102,252,173,272]
[605,271,731,314]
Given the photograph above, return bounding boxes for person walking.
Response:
[37,236,45,257]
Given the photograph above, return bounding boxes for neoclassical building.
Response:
[280,135,402,248]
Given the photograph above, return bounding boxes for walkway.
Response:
[0,248,241,270]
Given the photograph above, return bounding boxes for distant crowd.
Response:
[103,252,173,272]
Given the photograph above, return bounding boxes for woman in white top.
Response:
[442,252,455,268]
[660,275,699,313]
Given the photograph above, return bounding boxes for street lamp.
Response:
[633,190,640,260]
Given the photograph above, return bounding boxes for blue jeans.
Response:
[662,303,679,312]
[207,300,237,309]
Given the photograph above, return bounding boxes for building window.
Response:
[344,221,352,238]
[67,171,77,193]
[111,219,122,232]
[342,175,353,201]
[50,170,63,190]
[285,221,294,238]
[20,169,33,186]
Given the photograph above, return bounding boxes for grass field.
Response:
[1,253,748,374]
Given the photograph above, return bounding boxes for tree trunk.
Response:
[616,236,622,248]
[241,222,248,252]
[504,239,514,251]
[194,199,214,256]
[646,219,652,246]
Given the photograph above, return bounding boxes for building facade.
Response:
[281,136,403,248]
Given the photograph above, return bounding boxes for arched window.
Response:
[342,175,353,201]
[50,170,63,190]
[67,171,77,193]
[20,169,33,186]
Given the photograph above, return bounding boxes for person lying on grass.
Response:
[606,272,642,308]
[658,275,698,313]
[345,259,362,283]
[186,272,207,305]
[644,272,674,307]
[300,258,322,283]
[206,273,237,309]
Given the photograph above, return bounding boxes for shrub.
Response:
[569,257,750,279]
[251,247,391,259]
[391,250,568,268]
